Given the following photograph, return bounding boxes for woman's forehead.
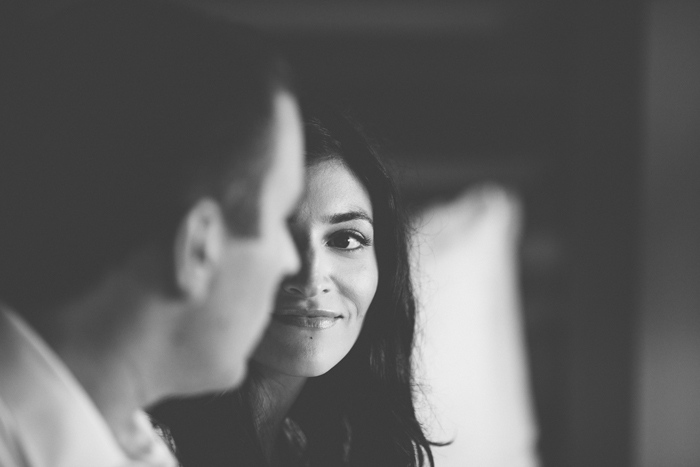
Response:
[293,159,373,222]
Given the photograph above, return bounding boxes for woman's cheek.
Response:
[354,267,379,320]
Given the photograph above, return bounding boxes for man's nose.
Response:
[282,229,301,278]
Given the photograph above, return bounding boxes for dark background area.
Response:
[3,1,699,466]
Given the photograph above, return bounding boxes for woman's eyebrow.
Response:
[325,210,374,225]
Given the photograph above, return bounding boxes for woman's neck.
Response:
[249,365,307,466]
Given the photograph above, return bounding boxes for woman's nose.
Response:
[281,248,331,297]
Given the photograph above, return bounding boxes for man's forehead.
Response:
[267,90,304,206]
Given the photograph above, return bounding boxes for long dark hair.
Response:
[151,110,436,467]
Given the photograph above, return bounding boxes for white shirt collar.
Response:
[0,306,176,467]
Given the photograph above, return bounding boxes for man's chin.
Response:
[183,362,246,397]
[218,360,247,392]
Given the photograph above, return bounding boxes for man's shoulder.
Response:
[0,306,134,467]
[0,393,29,467]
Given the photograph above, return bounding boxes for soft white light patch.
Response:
[412,185,539,467]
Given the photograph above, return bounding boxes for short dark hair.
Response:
[0,0,293,315]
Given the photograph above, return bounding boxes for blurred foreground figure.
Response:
[0,1,303,466]
[413,187,540,467]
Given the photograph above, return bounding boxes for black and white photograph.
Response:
[1,1,699,466]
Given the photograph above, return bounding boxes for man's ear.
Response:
[173,198,228,301]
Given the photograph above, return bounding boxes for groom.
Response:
[0,1,303,466]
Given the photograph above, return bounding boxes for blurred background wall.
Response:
[3,0,699,465]
[636,2,700,466]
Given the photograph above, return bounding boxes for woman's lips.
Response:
[272,309,341,330]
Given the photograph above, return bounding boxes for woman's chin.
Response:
[252,354,339,378]
[252,321,359,378]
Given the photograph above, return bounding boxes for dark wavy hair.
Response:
[151,110,436,466]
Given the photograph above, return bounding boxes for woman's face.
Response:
[252,158,378,377]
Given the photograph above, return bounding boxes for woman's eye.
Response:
[327,232,368,251]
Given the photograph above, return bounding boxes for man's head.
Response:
[0,0,303,393]
[169,89,304,391]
